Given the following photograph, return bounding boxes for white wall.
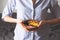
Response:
[0,0,60,13]
[58,0,60,5]
[0,0,7,13]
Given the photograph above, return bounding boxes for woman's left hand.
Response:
[38,20,47,28]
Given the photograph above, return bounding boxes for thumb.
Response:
[38,20,42,27]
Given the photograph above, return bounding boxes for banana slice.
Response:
[28,20,39,27]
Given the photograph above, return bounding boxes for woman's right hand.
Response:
[16,19,33,32]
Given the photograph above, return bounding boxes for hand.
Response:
[22,20,39,31]
[38,20,47,27]
[16,19,29,32]
[16,19,34,32]
[21,22,38,31]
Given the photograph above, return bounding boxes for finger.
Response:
[27,26,34,29]
[37,21,42,27]
[27,26,38,31]
[21,22,30,32]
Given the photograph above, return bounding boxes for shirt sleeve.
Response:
[1,0,16,19]
[50,0,60,18]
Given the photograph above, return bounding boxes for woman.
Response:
[2,0,60,40]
